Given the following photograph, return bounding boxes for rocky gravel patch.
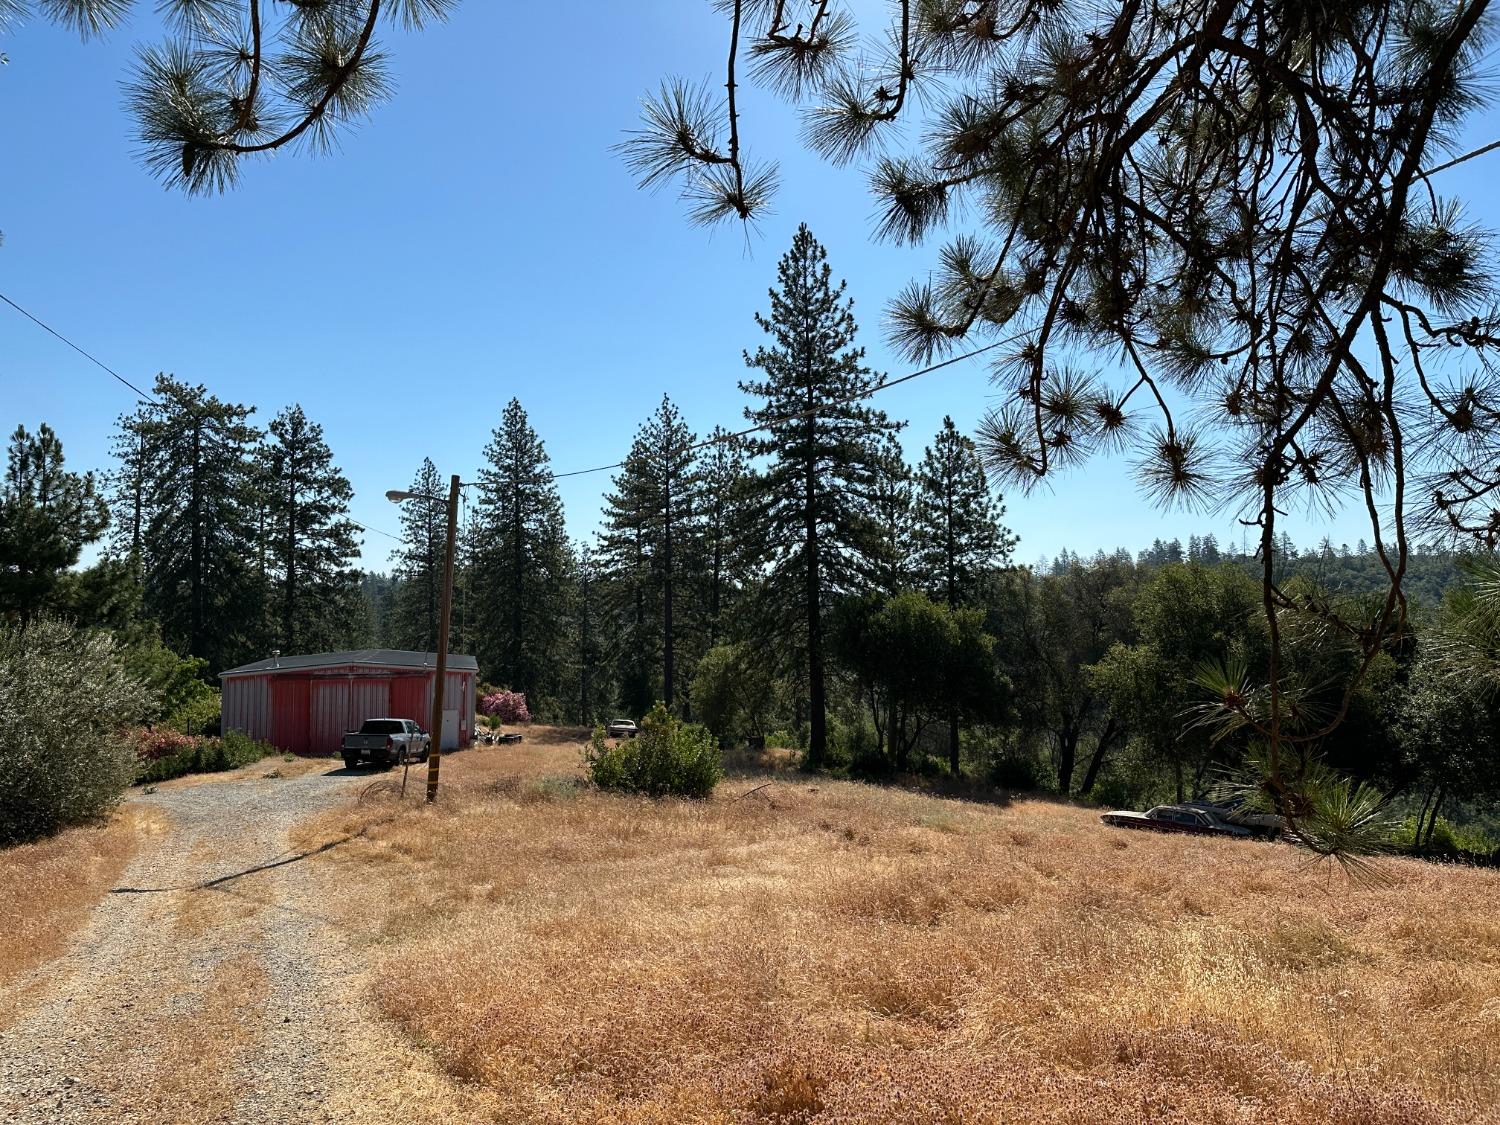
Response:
[0,768,486,1124]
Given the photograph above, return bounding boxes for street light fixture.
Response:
[387,474,462,803]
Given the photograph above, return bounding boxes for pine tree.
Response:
[474,399,569,706]
[596,397,699,712]
[261,405,362,652]
[390,458,447,652]
[740,224,901,767]
[866,433,915,596]
[692,427,755,651]
[574,540,604,723]
[912,416,1015,773]
[598,433,657,717]
[914,417,1014,608]
[0,423,109,620]
[113,375,263,672]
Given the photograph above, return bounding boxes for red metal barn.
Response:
[219,650,478,756]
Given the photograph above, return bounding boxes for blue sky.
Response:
[3,3,1498,571]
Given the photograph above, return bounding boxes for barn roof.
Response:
[219,649,480,678]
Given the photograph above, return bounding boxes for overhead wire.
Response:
[1,289,405,542]
[2,285,1025,519]
[9,124,1499,523]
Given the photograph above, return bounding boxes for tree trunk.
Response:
[710,525,722,648]
[1425,788,1445,848]
[1078,716,1120,797]
[511,482,523,690]
[1057,728,1078,796]
[579,566,591,723]
[189,422,203,661]
[805,423,825,768]
[663,470,675,709]
[1413,783,1435,850]
[283,471,297,651]
[947,704,960,776]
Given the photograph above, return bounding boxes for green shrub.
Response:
[584,702,722,798]
[167,689,221,736]
[1391,815,1500,858]
[133,727,274,783]
[988,752,1045,792]
[0,616,153,844]
[120,634,214,726]
[766,728,805,751]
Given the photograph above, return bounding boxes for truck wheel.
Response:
[342,754,360,771]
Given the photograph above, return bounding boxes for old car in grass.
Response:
[1181,799,1286,840]
[341,718,430,770]
[605,718,639,739]
[1100,804,1255,838]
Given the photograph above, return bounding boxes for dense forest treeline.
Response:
[4,228,1498,847]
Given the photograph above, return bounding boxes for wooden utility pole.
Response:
[426,473,461,803]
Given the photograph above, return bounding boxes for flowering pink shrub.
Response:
[479,690,531,724]
[134,728,199,763]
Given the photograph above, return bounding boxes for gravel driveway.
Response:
[0,768,487,1124]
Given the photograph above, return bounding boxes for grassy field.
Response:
[0,807,153,1027]
[296,727,1500,1124]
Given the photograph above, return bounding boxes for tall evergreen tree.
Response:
[866,432,915,597]
[914,417,1014,609]
[112,375,263,672]
[390,458,447,652]
[741,224,901,767]
[573,540,604,724]
[692,426,754,650]
[598,434,657,717]
[0,423,109,621]
[913,416,1015,773]
[597,396,698,711]
[261,405,362,652]
[474,399,569,705]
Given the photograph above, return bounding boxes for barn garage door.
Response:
[270,677,310,755]
[390,676,429,726]
[348,677,390,733]
[310,679,350,756]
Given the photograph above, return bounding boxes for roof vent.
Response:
[271,649,281,668]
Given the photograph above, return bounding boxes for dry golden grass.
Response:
[0,808,153,1024]
[298,728,1500,1124]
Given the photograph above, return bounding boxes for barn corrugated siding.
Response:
[270,677,311,754]
[223,673,272,742]
[222,657,476,756]
[389,676,428,726]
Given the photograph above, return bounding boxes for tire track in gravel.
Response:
[0,769,494,1124]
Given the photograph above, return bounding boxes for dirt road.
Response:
[0,768,488,1124]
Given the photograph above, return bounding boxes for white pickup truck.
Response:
[341,718,431,770]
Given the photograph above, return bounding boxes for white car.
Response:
[605,718,638,739]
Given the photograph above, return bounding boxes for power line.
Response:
[4,283,1022,524]
[553,334,1017,480]
[1421,136,1500,178]
[1,288,406,543]
[0,292,156,401]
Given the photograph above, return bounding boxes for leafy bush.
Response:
[0,616,153,844]
[766,728,805,752]
[1391,815,1500,859]
[119,634,214,726]
[584,703,722,798]
[167,689,221,736]
[479,690,531,724]
[133,727,274,783]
